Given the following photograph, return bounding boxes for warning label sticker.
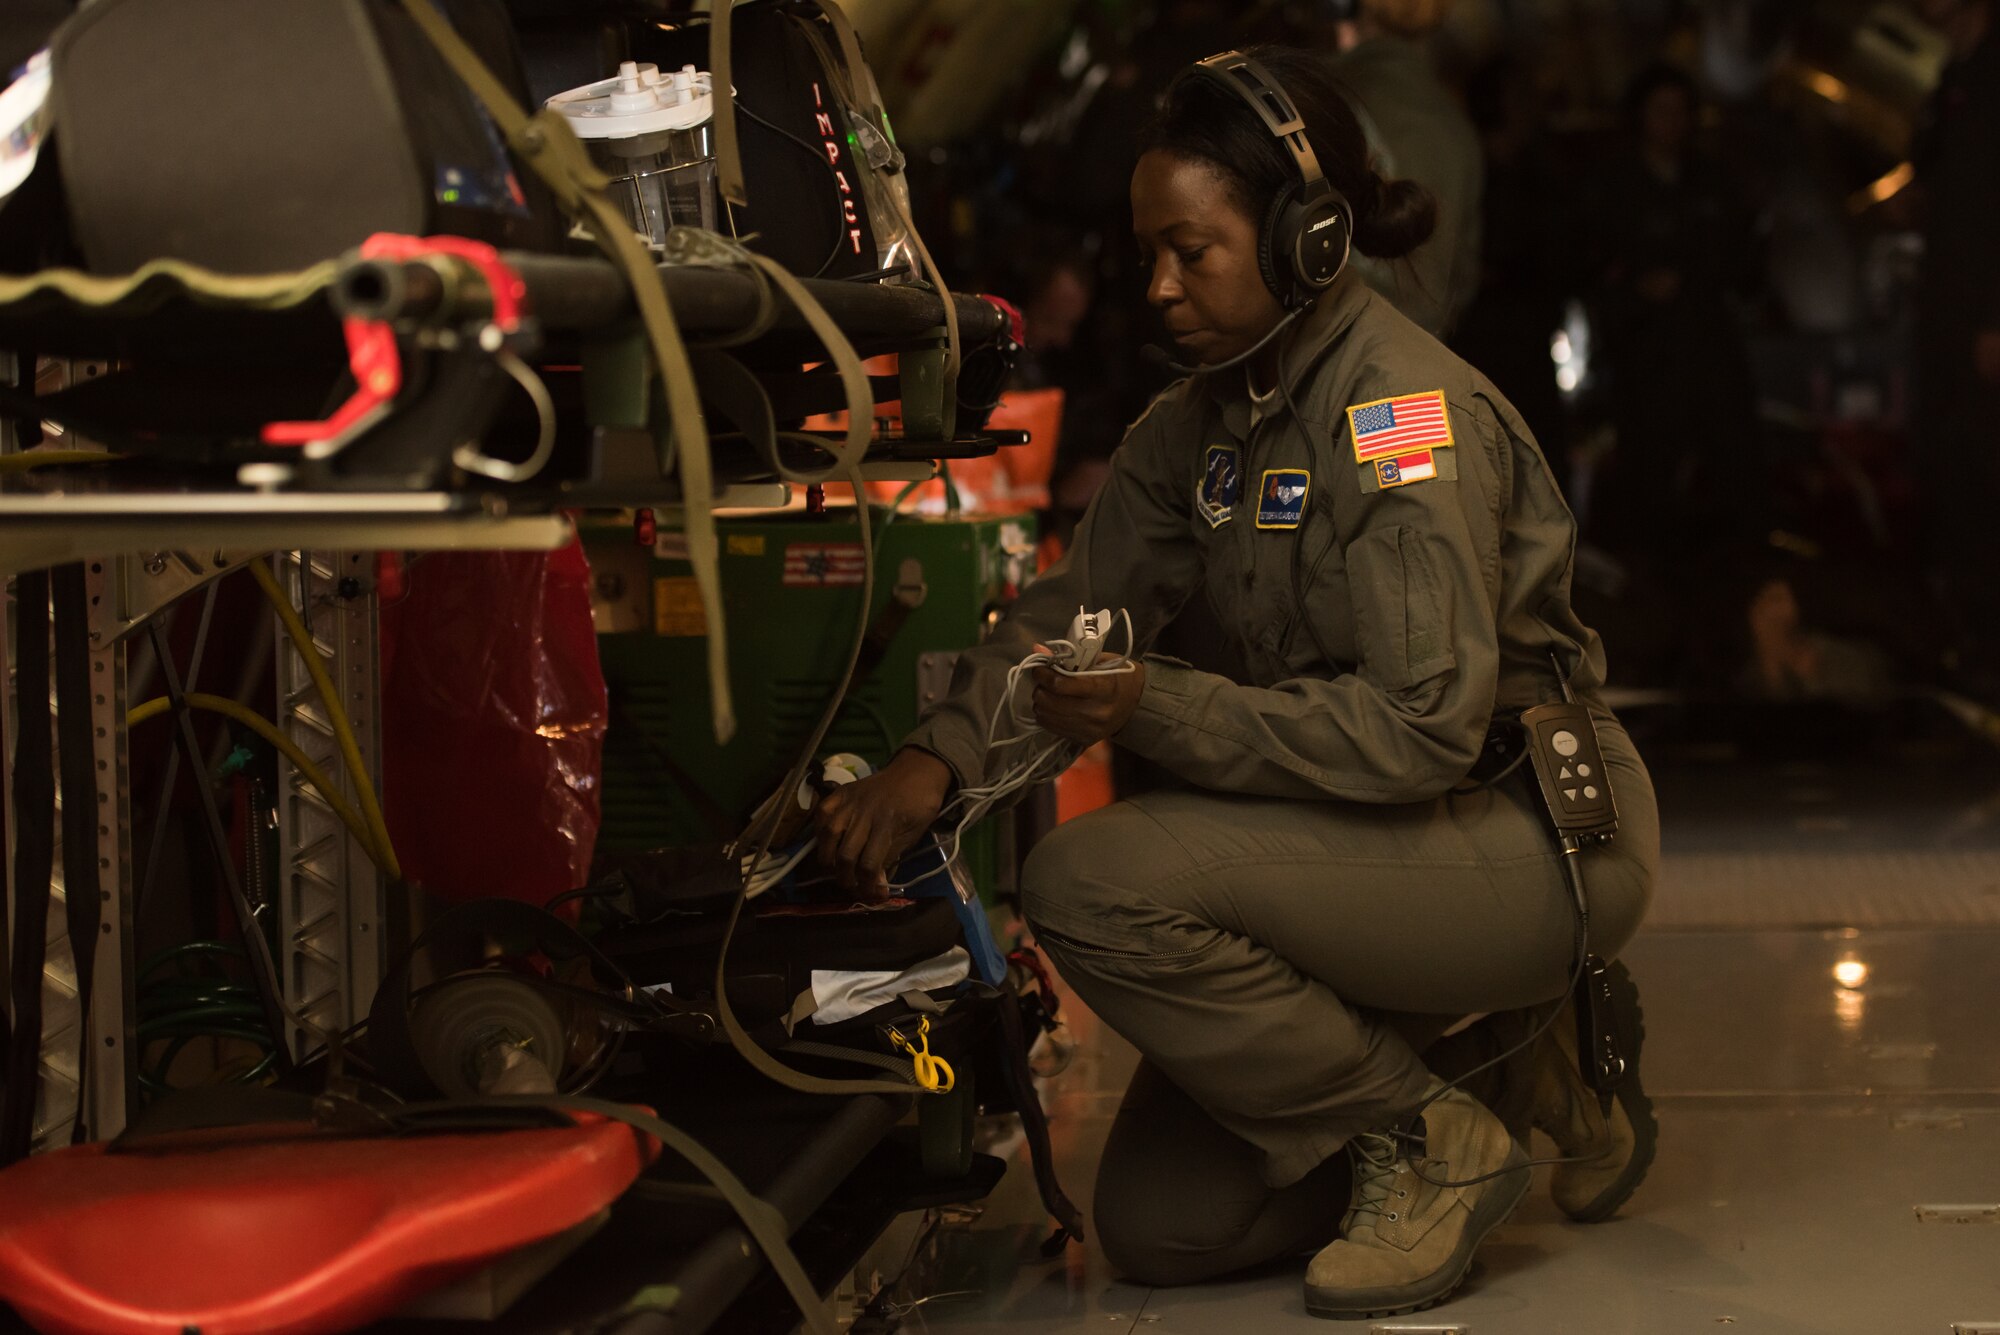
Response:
[652,577,706,636]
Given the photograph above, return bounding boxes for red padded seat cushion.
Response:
[0,1112,656,1335]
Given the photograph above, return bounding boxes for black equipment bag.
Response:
[638,2,894,281]
[51,0,562,273]
[584,847,1088,1246]
[595,892,967,1043]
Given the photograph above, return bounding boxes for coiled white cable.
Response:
[888,610,1137,889]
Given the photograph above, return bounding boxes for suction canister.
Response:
[549,60,719,247]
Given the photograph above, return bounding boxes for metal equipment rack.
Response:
[1,261,1019,1330]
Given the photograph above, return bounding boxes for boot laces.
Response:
[1345,1125,1423,1224]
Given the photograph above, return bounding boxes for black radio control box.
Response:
[1518,701,1619,841]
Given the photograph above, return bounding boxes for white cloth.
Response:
[809,947,971,1026]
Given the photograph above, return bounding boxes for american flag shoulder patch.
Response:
[1346,390,1455,463]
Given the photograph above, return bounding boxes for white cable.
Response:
[1054,659,1137,679]
[451,349,558,483]
[743,841,814,899]
[883,622,1136,890]
[1047,610,1138,680]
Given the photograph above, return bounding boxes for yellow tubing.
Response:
[127,692,395,875]
[246,558,400,879]
[0,450,124,474]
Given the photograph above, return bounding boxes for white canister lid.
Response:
[547,61,714,139]
[0,50,54,202]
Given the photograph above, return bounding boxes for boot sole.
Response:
[1303,1143,1532,1321]
[1565,959,1658,1223]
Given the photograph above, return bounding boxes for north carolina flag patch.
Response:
[1359,447,1459,493]
[1347,390,1455,463]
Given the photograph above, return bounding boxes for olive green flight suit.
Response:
[904,275,1656,1276]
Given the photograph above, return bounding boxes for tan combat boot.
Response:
[1533,960,1656,1222]
[1304,1084,1530,1320]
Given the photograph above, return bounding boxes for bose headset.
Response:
[1151,51,1355,374]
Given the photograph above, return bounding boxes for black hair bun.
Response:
[1353,175,1437,260]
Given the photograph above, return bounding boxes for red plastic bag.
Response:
[380,541,608,905]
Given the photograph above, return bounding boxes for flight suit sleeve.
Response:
[901,396,1203,793]
[1115,393,1502,803]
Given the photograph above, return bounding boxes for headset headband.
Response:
[1190,51,1335,212]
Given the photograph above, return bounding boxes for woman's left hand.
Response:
[1032,662,1148,746]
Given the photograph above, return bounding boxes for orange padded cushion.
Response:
[0,1113,656,1335]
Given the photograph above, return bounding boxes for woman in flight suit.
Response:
[815,46,1659,1319]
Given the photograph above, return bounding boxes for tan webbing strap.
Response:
[0,258,337,314]
[888,186,962,387]
[656,226,871,479]
[820,0,877,113]
[586,205,733,744]
[395,0,735,743]
[708,0,747,208]
[818,2,961,388]
[710,461,930,1098]
[487,1096,845,1335]
[749,253,871,472]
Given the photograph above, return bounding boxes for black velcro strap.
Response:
[1,569,55,1164]
[52,563,101,1143]
[995,978,1085,1250]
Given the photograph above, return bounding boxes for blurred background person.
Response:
[1583,64,1761,569]
[1912,0,2000,684]
[1450,57,1573,466]
[1333,0,1484,337]
[1012,247,1124,524]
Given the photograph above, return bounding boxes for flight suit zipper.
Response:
[1255,405,1341,674]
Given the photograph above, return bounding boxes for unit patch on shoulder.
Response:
[1197,443,1241,528]
[1255,468,1311,529]
[1359,447,1459,493]
[1347,390,1455,463]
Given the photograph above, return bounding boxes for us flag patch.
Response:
[782,542,866,586]
[1347,390,1455,463]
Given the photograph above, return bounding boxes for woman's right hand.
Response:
[812,749,954,900]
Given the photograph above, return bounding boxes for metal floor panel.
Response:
[1133,1101,2000,1334]
[912,708,2000,1332]
[1647,851,2000,929]
[916,928,2000,1335]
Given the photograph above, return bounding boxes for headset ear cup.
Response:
[1295,194,1353,292]
[1259,182,1303,308]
